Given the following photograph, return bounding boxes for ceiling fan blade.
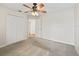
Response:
[38,10,47,13]
[41,11,47,13]
[23,4,32,9]
[24,11,29,13]
[38,3,45,8]
[24,11,32,13]
[18,10,22,12]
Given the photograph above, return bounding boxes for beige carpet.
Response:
[0,37,78,56]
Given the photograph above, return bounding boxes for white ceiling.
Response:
[0,3,75,13]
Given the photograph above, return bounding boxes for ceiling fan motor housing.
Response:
[33,3,37,6]
[33,3,37,11]
[32,6,37,11]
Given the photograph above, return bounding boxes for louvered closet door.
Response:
[16,16,26,42]
[6,15,26,45]
[6,15,17,44]
[35,19,42,37]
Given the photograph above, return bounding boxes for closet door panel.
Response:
[6,15,26,44]
[6,15,17,44]
[16,17,26,41]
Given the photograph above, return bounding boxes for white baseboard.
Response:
[0,39,27,48]
[51,39,75,46]
[0,37,75,48]
[0,44,7,48]
[75,46,79,54]
[41,36,75,46]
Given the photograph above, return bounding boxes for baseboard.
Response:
[0,44,7,48]
[0,39,27,48]
[51,39,75,46]
[41,37,75,46]
[75,46,79,54]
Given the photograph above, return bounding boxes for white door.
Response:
[6,15,17,44]
[36,19,42,37]
[29,19,36,34]
[6,15,26,44]
[16,16,26,42]
[28,19,36,37]
[27,16,41,37]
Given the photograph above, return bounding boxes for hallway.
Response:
[0,38,78,56]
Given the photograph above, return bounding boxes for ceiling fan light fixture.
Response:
[35,12,39,16]
[31,11,39,16]
[32,11,35,16]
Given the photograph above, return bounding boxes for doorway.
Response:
[27,15,41,38]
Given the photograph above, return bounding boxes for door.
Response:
[6,15,26,44]
[36,19,42,37]
[6,15,17,44]
[28,19,36,37]
[27,15,41,37]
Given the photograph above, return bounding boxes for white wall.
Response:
[0,6,27,47]
[75,4,79,54]
[40,7,75,45]
[0,4,77,49]
[0,7,6,46]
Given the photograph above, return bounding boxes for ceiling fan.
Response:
[19,3,47,16]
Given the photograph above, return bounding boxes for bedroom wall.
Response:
[0,6,27,47]
[40,7,75,45]
[0,4,76,48]
[75,4,79,54]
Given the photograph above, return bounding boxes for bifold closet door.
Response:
[36,19,42,37]
[16,16,26,42]
[6,15,26,44]
[29,19,36,34]
[6,15,17,44]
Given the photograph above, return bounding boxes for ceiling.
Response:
[0,3,75,13]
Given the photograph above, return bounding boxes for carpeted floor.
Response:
[0,37,78,56]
